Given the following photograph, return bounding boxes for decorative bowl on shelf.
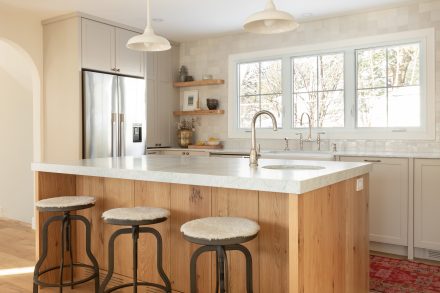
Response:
[207,99,219,110]
[206,137,221,146]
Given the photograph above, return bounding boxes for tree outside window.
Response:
[292,53,345,128]
[238,59,282,128]
[356,43,420,127]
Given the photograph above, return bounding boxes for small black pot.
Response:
[207,99,219,110]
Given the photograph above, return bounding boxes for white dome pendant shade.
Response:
[127,0,171,52]
[244,0,299,34]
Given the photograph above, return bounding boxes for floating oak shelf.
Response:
[173,79,225,88]
[173,109,225,116]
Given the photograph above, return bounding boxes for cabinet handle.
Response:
[186,152,190,155]
[111,67,116,71]
[182,152,186,155]
[116,68,120,72]
[364,159,381,163]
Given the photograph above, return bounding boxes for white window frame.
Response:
[228,28,435,140]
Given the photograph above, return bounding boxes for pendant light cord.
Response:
[146,0,151,30]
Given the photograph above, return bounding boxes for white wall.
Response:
[0,65,34,223]
[0,3,43,223]
[179,0,440,153]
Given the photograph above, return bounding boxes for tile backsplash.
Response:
[179,1,440,153]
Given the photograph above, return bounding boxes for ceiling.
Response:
[1,0,418,42]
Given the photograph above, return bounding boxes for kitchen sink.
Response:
[262,164,326,170]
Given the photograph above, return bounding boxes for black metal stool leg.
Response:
[33,215,64,293]
[139,227,172,292]
[226,244,253,293]
[217,246,226,293]
[34,213,100,292]
[99,227,131,293]
[66,214,74,289]
[58,215,68,293]
[215,249,220,293]
[71,214,100,293]
[132,226,139,293]
[190,245,217,293]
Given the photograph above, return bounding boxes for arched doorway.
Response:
[0,39,41,223]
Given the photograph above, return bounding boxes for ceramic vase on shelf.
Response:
[177,129,193,148]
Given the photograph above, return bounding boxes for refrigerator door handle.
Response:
[111,113,118,157]
[119,113,125,156]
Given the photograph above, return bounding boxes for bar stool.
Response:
[181,216,260,293]
[33,196,100,293]
[99,207,172,293]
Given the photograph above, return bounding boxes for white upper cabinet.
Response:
[81,18,144,77]
[146,48,179,148]
[115,28,144,77]
[414,159,440,250]
[81,19,115,73]
[340,156,409,246]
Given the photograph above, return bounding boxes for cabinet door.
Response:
[340,156,409,245]
[115,28,144,77]
[146,78,157,148]
[414,159,440,250]
[81,19,115,72]
[156,81,174,147]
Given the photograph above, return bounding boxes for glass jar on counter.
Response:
[177,129,193,148]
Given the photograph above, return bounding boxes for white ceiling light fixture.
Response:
[244,0,299,34]
[126,0,171,52]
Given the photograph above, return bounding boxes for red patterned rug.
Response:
[370,255,440,293]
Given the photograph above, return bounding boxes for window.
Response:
[356,43,420,127]
[238,60,282,128]
[228,29,434,140]
[292,53,344,128]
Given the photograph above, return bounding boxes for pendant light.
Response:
[243,0,299,34]
[127,0,171,51]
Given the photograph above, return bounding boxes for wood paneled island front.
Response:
[33,156,371,293]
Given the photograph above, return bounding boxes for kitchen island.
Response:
[32,155,371,293]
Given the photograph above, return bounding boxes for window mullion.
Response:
[282,56,291,131]
[346,49,356,130]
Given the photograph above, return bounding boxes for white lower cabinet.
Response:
[414,159,440,251]
[340,156,409,246]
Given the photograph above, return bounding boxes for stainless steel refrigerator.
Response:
[82,70,146,159]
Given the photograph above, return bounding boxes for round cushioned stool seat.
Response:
[181,217,260,245]
[35,196,96,212]
[102,207,170,226]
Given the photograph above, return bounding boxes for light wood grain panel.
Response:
[288,195,301,293]
[35,172,76,283]
[211,188,260,293]
[75,176,105,270]
[301,182,347,293]
[103,178,134,277]
[345,175,370,292]
[259,191,289,293]
[288,175,369,293]
[134,181,171,285]
[170,184,212,292]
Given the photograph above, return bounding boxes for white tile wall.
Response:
[179,1,440,153]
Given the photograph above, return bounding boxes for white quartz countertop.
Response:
[32,155,371,194]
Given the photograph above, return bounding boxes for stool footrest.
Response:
[34,263,98,288]
[104,281,170,293]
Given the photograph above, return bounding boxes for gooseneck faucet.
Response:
[300,112,313,141]
[250,110,278,167]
